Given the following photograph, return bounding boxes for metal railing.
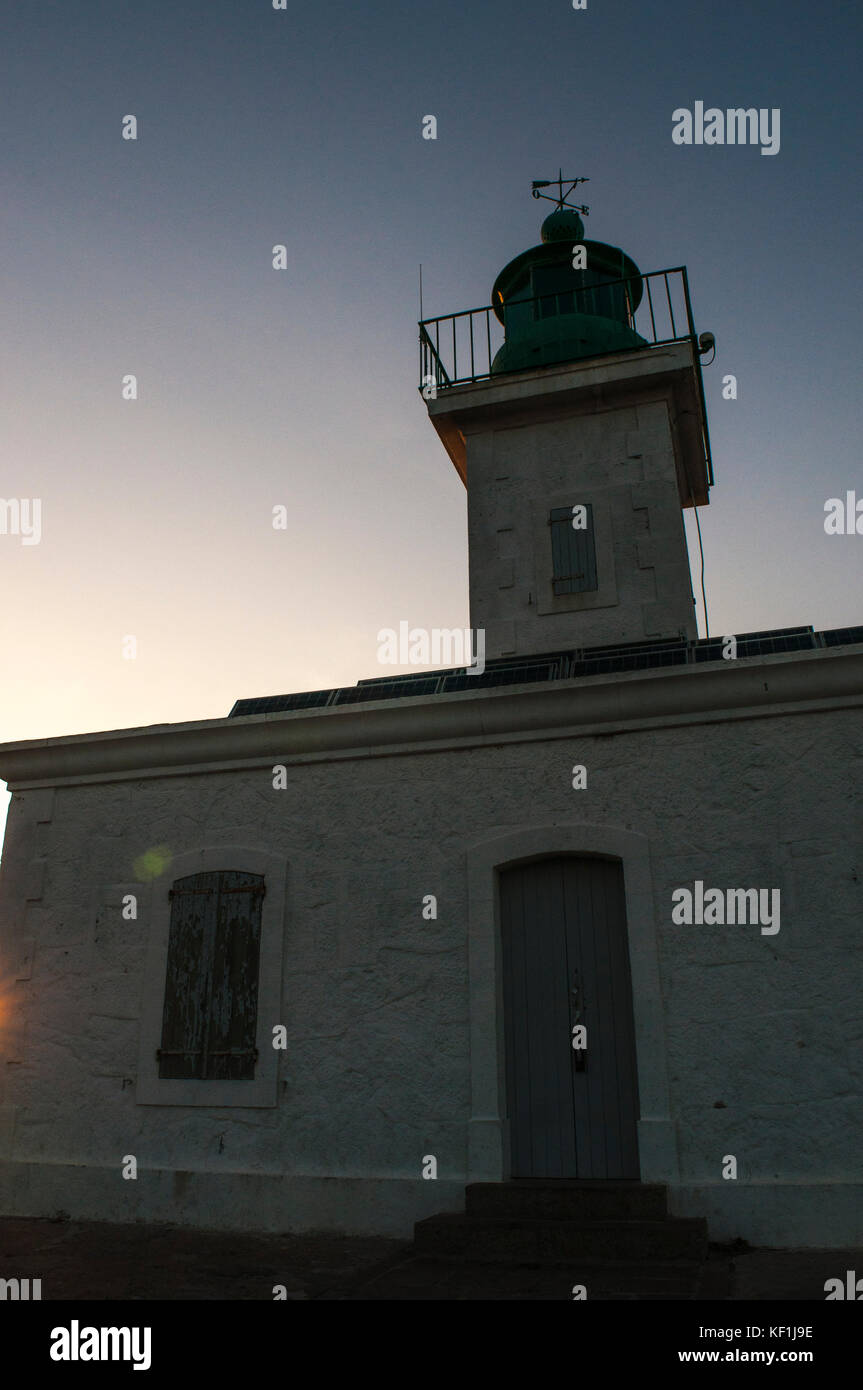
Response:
[419,266,697,389]
[419,265,712,483]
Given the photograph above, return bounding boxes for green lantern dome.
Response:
[490,198,647,375]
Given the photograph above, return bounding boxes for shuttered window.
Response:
[550,503,598,595]
[158,870,264,1080]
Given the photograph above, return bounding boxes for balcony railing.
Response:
[418,264,712,482]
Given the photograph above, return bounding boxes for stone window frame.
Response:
[533,491,618,615]
[549,502,598,595]
[136,845,287,1107]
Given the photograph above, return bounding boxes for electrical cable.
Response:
[689,485,709,638]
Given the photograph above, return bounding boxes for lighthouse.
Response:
[420,177,713,660]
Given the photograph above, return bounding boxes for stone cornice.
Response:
[1,645,861,789]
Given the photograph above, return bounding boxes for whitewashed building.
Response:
[1,199,861,1247]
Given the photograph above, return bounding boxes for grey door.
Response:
[500,856,640,1178]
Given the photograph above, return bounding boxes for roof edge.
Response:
[0,644,861,790]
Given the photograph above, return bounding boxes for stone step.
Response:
[413,1213,708,1264]
[465,1180,668,1221]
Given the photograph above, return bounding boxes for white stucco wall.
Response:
[0,648,860,1243]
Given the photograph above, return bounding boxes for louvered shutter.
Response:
[550,503,598,595]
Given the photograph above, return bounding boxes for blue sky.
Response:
[1,0,861,841]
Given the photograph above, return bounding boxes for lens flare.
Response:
[132,845,172,881]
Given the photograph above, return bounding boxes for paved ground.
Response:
[1,1217,859,1300]
[0,1217,399,1301]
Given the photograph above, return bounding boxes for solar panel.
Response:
[737,629,815,656]
[355,670,455,688]
[580,635,687,659]
[334,677,441,704]
[443,661,562,693]
[822,625,863,647]
[228,623,863,717]
[690,628,814,662]
[228,689,334,718]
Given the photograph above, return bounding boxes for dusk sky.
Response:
[2,0,861,841]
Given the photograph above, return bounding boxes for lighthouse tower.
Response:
[420,179,713,661]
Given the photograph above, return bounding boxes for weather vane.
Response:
[531,169,590,215]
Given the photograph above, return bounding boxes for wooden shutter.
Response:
[550,503,598,595]
[158,870,264,1080]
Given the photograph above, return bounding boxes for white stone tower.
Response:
[421,183,712,660]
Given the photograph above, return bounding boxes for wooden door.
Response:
[500,856,640,1178]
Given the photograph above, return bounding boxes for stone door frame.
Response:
[465,822,678,1184]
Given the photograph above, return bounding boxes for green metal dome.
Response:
[490,207,647,375]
